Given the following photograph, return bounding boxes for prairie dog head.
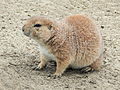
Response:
[22,16,53,43]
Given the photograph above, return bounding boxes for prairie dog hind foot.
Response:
[80,57,102,73]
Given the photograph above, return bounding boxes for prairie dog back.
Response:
[62,15,102,68]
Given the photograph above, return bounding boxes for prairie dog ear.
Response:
[48,25,52,30]
[47,19,57,30]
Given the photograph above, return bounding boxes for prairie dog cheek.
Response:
[41,27,51,40]
[32,31,37,37]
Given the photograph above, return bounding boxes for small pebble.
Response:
[101,26,104,29]
[106,10,110,12]
[2,27,5,29]
[64,85,69,88]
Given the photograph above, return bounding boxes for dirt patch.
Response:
[0,0,120,90]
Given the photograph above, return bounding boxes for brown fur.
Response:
[22,14,103,77]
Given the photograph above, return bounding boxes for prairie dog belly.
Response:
[38,45,56,61]
[70,56,95,69]
[70,60,85,69]
[70,62,87,69]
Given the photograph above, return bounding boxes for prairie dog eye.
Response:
[34,24,42,27]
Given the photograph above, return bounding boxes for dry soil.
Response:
[0,0,120,90]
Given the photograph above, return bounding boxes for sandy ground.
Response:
[0,0,120,90]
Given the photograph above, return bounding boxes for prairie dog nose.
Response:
[22,25,30,36]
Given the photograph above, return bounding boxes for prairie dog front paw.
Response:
[34,54,47,70]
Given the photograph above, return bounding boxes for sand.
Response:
[0,0,120,90]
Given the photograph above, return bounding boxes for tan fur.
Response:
[22,14,103,77]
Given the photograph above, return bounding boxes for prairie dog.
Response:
[22,14,103,77]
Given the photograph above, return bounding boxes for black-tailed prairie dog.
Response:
[22,14,103,77]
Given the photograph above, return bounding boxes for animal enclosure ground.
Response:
[0,0,120,90]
